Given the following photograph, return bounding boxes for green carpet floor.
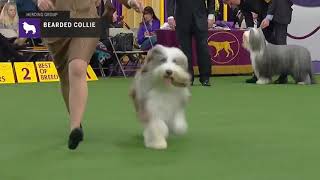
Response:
[0,76,319,180]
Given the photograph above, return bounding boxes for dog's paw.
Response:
[256,78,271,85]
[145,139,167,150]
[297,82,307,85]
[171,120,188,136]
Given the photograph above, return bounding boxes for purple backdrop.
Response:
[112,0,123,16]
[156,29,251,68]
[291,0,320,7]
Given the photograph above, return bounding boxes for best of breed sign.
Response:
[0,62,98,84]
[0,62,15,84]
[35,62,60,82]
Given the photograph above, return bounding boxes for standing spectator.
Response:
[16,0,38,17]
[167,0,215,86]
[260,0,293,84]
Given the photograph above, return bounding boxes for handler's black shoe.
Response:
[246,75,258,83]
[274,77,288,84]
[68,128,84,150]
[200,80,211,87]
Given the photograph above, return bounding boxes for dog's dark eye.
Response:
[173,59,182,65]
[160,58,167,63]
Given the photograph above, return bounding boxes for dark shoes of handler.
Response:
[68,124,84,150]
[191,75,212,87]
[274,74,288,84]
[245,74,288,84]
[245,75,258,83]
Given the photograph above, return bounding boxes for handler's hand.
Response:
[128,0,144,13]
[37,0,55,11]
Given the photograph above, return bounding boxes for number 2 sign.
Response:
[14,62,38,83]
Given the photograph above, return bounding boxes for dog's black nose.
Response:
[166,70,173,75]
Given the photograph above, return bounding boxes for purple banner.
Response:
[291,0,320,7]
[112,0,123,16]
[164,0,167,21]
[156,29,251,66]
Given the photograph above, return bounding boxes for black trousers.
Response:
[175,14,211,82]
[273,22,288,45]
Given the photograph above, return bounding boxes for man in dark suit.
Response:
[167,0,215,86]
[261,0,293,83]
[261,0,293,45]
[225,0,274,43]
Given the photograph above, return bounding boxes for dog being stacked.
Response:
[130,45,191,150]
[243,28,315,85]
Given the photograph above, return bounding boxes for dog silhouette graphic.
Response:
[22,22,37,35]
[208,41,236,57]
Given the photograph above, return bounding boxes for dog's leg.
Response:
[169,109,188,136]
[229,48,234,56]
[214,50,220,57]
[129,88,139,113]
[144,119,168,150]
[297,74,311,85]
[256,77,272,85]
[226,50,230,57]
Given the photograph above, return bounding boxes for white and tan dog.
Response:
[130,45,191,150]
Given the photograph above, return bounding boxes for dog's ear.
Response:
[249,28,255,39]
[141,45,165,73]
[145,45,164,63]
[249,28,266,51]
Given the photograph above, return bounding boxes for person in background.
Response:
[137,6,160,50]
[224,0,273,41]
[0,2,18,32]
[16,0,38,17]
[110,11,123,28]
[260,0,293,84]
[167,0,215,86]
[0,33,26,62]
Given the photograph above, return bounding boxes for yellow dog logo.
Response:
[208,41,236,57]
